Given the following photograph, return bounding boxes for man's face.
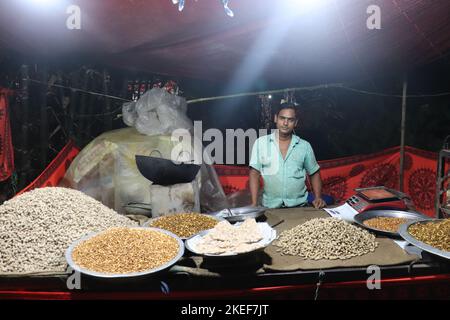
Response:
[274,108,298,135]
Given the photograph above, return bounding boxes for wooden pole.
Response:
[78,70,89,146]
[39,66,48,169]
[60,93,68,139]
[399,76,408,192]
[68,72,78,141]
[57,72,69,139]
[18,65,30,190]
[103,69,112,131]
[85,83,95,142]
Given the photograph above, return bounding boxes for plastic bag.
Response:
[123,87,192,136]
[122,101,137,127]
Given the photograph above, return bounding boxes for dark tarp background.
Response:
[0,0,450,194]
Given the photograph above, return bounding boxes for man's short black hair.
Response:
[277,102,297,117]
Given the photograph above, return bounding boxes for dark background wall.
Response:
[1,49,449,200]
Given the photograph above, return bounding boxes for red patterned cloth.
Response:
[215,146,449,217]
[0,89,14,182]
[18,141,448,217]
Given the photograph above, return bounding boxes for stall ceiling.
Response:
[1,0,450,85]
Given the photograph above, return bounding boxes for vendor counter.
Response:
[0,207,449,300]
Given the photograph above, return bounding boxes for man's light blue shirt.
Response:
[249,133,320,208]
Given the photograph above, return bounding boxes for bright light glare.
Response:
[26,0,59,6]
[268,95,273,99]
[223,0,328,106]
[284,0,327,13]
[18,0,63,15]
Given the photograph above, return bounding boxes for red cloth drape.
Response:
[17,141,448,218]
[17,140,79,195]
[0,89,14,182]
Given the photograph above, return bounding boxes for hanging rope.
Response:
[186,83,345,104]
[24,78,450,114]
[26,79,131,102]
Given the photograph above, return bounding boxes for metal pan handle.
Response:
[149,149,163,158]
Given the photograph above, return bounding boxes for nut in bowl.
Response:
[65,227,184,278]
[399,219,450,260]
[143,212,223,239]
[354,209,431,237]
[185,219,277,257]
[407,219,450,251]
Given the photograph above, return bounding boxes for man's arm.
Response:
[249,168,261,206]
[310,170,326,209]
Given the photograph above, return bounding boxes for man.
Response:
[249,102,326,209]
